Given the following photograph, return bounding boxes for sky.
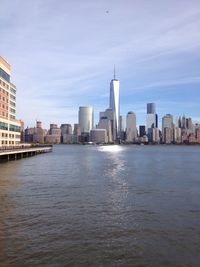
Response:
[1,0,200,129]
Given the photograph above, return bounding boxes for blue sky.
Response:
[1,0,200,129]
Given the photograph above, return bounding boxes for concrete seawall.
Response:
[0,145,53,162]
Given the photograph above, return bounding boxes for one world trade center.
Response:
[109,68,120,142]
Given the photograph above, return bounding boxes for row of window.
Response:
[0,98,16,107]
[1,133,20,139]
[1,140,15,145]
[0,103,8,109]
[0,84,16,96]
[0,76,10,88]
[0,92,16,101]
[1,133,15,138]
[0,96,9,103]
[9,124,21,132]
[0,122,20,132]
[0,87,9,96]
[0,113,8,118]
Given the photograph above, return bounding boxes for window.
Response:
[10,94,16,100]
[10,88,16,94]
[10,115,16,120]
[10,108,16,114]
[10,101,16,107]
[0,67,10,82]
[0,122,8,130]
[9,124,21,132]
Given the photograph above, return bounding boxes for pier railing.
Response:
[0,144,53,151]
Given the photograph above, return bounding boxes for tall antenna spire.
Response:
[114,64,116,80]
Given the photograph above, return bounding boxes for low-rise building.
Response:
[45,124,61,144]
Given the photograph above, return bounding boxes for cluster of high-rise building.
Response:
[1,56,200,147]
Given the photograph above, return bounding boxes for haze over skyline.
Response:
[1,0,200,128]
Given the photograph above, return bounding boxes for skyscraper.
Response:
[162,114,173,143]
[147,103,156,114]
[126,111,137,142]
[60,124,72,143]
[139,125,146,137]
[146,103,157,128]
[0,56,21,146]
[109,68,120,141]
[78,106,94,134]
[98,108,114,143]
[146,102,158,141]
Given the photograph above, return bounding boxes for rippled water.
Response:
[0,145,200,267]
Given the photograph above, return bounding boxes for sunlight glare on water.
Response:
[97,145,124,153]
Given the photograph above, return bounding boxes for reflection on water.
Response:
[98,145,129,218]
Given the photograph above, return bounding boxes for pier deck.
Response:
[0,145,52,161]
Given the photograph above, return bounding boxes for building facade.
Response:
[126,111,137,142]
[98,108,114,143]
[90,129,108,143]
[139,125,146,137]
[45,124,61,143]
[78,106,94,134]
[146,103,158,142]
[60,124,73,143]
[162,114,173,143]
[0,56,21,147]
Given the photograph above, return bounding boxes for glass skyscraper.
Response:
[109,73,120,141]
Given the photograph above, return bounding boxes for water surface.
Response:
[0,145,200,266]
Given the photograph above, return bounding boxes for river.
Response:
[0,145,200,266]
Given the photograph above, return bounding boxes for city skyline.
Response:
[1,0,200,128]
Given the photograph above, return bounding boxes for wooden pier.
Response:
[0,145,53,162]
